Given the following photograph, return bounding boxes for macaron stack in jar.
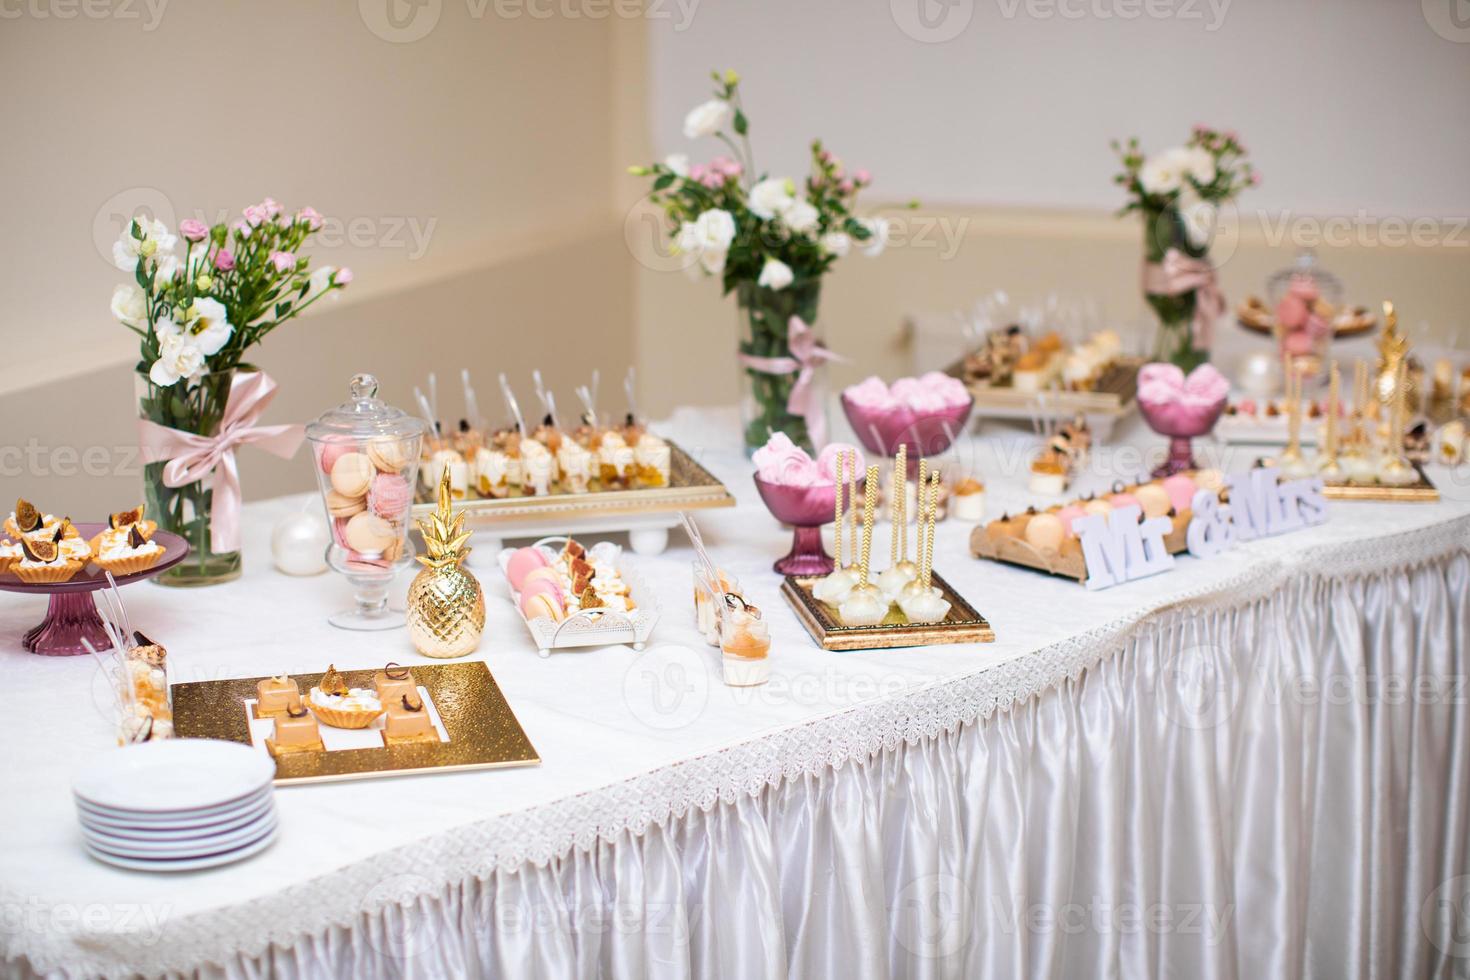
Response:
[318,436,416,567]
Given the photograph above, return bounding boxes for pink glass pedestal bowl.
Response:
[0,523,190,655]
[840,395,974,474]
[1137,397,1227,478]
[752,476,840,576]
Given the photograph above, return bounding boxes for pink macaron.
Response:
[318,441,354,476]
[519,590,563,621]
[369,473,413,520]
[1055,504,1087,537]
[505,547,550,590]
[1162,473,1199,513]
[519,576,563,605]
[1109,492,1141,513]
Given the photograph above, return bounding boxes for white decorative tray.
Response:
[497,536,661,657]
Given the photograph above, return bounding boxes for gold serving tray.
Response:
[1321,464,1439,502]
[172,662,539,785]
[970,506,1192,585]
[948,357,1143,417]
[412,442,735,526]
[782,572,994,651]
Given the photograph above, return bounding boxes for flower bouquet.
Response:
[631,70,910,455]
[112,200,350,584]
[1113,126,1257,371]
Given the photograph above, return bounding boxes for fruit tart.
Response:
[11,535,83,583]
[5,498,79,542]
[93,525,164,576]
[305,664,385,729]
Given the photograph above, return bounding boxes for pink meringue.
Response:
[753,432,829,488]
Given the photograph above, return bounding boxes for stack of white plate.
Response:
[73,739,278,872]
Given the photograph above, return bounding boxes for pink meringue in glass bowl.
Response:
[751,433,863,575]
[840,373,973,473]
[1136,362,1229,477]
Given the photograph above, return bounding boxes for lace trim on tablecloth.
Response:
[8,514,1470,978]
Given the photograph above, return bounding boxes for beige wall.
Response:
[4,4,1467,514]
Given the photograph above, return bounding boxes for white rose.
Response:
[782,200,819,235]
[1139,150,1185,197]
[749,178,795,221]
[820,232,851,257]
[859,217,890,258]
[664,153,690,178]
[184,297,233,356]
[757,257,794,291]
[149,333,205,387]
[110,284,147,326]
[699,248,728,275]
[694,208,736,251]
[306,265,338,300]
[1181,146,1216,186]
[1179,198,1217,250]
[682,99,733,140]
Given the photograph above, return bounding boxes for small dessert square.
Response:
[373,664,416,705]
[255,675,301,716]
[382,695,437,745]
[268,705,324,756]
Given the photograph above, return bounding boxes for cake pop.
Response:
[898,474,951,624]
[877,447,920,599]
[838,465,889,627]
[813,449,859,604]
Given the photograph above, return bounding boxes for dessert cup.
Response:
[752,475,839,576]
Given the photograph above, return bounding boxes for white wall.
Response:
[649,0,1470,216]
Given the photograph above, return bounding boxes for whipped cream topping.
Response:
[310,687,382,711]
[100,536,162,560]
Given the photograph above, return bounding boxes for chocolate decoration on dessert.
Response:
[999,512,1008,522]
[1025,506,1037,515]
[21,537,56,563]
[401,694,423,712]
[1167,507,1177,518]
[133,630,159,648]
[128,525,147,549]
[383,662,410,680]
[286,703,309,718]
[320,664,349,696]
[543,413,554,426]
[459,418,470,432]
[15,499,40,533]
[1111,480,1126,494]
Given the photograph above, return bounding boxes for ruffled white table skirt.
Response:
[4,410,1470,979]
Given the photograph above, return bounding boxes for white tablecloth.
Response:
[3,407,1469,978]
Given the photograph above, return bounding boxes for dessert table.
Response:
[3,406,1469,979]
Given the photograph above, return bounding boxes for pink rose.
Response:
[296,206,323,231]
[179,218,208,242]
[243,205,266,228]
[261,197,282,219]
[336,267,353,285]
[269,251,294,273]
[213,249,236,271]
[839,179,854,195]
[853,169,871,185]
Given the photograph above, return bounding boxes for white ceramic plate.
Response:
[79,794,275,838]
[83,812,278,858]
[82,823,279,872]
[74,784,273,825]
[73,739,273,813]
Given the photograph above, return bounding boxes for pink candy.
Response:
[369,473,412,520]
[843,373,970,413]
[753,433,828,487]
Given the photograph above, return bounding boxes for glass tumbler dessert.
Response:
[306,374,427,630]
[717,598,770,687]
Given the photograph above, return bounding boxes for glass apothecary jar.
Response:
[305,374,427,630]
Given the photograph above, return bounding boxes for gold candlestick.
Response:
[1280,364,1304,467]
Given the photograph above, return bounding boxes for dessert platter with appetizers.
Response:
[407,369,733,554]
[499,535,659,657]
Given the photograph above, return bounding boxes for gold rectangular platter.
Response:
[412,441,735,526]
[1322,464,1439,502]
[970,509,1192,585]
[782,572,994,651]
[171,662,540,785]
[947,357,1143,417]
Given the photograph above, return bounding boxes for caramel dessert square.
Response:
[267,705,324,756]
[255,675,301,717]
[381,695,438,746]
[373,663,416,705]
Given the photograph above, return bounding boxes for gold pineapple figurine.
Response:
[406,468,486,658]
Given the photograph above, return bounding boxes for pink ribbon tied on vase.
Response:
[137,372,305,553]
[1141,248,1228,350]
[737,316,844,448]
